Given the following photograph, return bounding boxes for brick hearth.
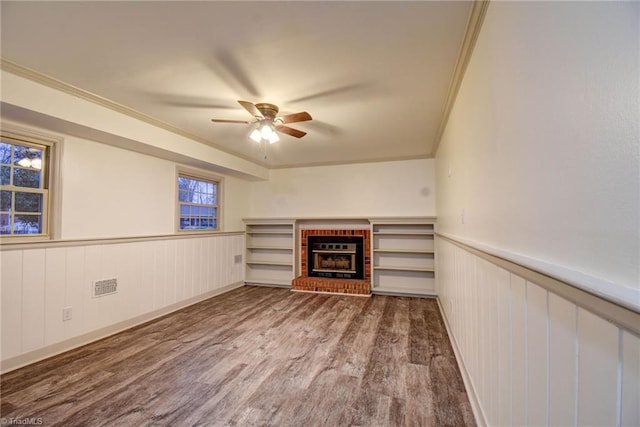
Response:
[292,228,371,295]
[292,276,370,295]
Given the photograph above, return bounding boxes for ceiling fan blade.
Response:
[275,125,307,138]
[286,82,371,104]
[210,49,261,98]
[279,111,312,124]
[211,119,252,124]
[238,100,263,118]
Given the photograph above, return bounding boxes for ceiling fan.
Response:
[211,100,312,143]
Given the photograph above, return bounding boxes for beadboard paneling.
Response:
[1,233,244,369]
[436,236,640,427]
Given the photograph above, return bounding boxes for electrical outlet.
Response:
[234,254,242,263]
[62,306,72,321]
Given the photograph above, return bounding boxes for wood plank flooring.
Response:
[1,286,475,426]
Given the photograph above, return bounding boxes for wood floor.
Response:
[1,286,475,427]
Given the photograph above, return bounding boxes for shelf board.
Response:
[373,231,434,236]
[373,265,435,272]
[373,249,434,254]
[246,261,293,267]
[371,285,436,297]
[245,279,292,287]
[246,246,293,251]
[246,231,294,235]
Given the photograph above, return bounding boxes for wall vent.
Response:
[92,278,118,298]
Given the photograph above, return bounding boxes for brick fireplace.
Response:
[292,229,371,295]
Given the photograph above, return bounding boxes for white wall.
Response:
[436,2,640,426]
[437,237,639,427]
[60,134,252,238]
[2,122,252,239]
[1,233,245,372]
[1,103,254,369]
[61,135,176,238]
[249,158,435,218]
[436,1,639,298]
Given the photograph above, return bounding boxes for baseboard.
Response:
[0,281,244,374]
[436,297,488,427]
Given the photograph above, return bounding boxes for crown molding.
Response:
[431,0,490,157]
[270,153,432,170]
[0,58,269,168]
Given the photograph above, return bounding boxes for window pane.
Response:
[13,168,41,188]
[14,145,43,168]
[178,189,191,202]
[15,192,42,213]
[198,192,215,205]
[177,174,218,231]
[178,176,192,191]
[13,214,41,234]
[0,191,11,211]
[0,143,12,165]
[0,166,10,185]
[0,214,11,234]
[0,214,10,234]
[180,217,189,228]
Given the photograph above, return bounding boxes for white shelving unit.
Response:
[244,219,295,287]
[370,218,436,296]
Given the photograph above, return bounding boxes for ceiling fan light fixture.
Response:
[260,124,274,139]
[249,128,262,143]
[212,100,311,149]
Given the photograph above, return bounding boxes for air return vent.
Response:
[92,278,118,298]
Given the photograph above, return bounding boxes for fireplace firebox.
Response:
[307,235,364,279]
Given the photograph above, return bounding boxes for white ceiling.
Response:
[1,1,473,168]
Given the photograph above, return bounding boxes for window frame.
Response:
[175,166,223,233]
[0,125,61,242]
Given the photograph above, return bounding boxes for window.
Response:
[0,136,52,238]
[177,170,220,232]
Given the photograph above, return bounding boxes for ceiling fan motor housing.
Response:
[254,103,279,120]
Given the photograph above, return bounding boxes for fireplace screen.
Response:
[307,236,364,279]
[313,243,357,275]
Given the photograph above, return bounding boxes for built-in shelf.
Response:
[373,248,434,254]
[244,220,296,288]
[246,231,294,235]
[373,231,434,236]
[371,219,436,296]
[246,245,293,251]
[373,265,435,272]
[246,260,293,266]
[371,285,437,297]
[244,279,292,287]
[243,217,437,294]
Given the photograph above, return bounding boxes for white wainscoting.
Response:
[1,233,244,372]
[436,236,640,427]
